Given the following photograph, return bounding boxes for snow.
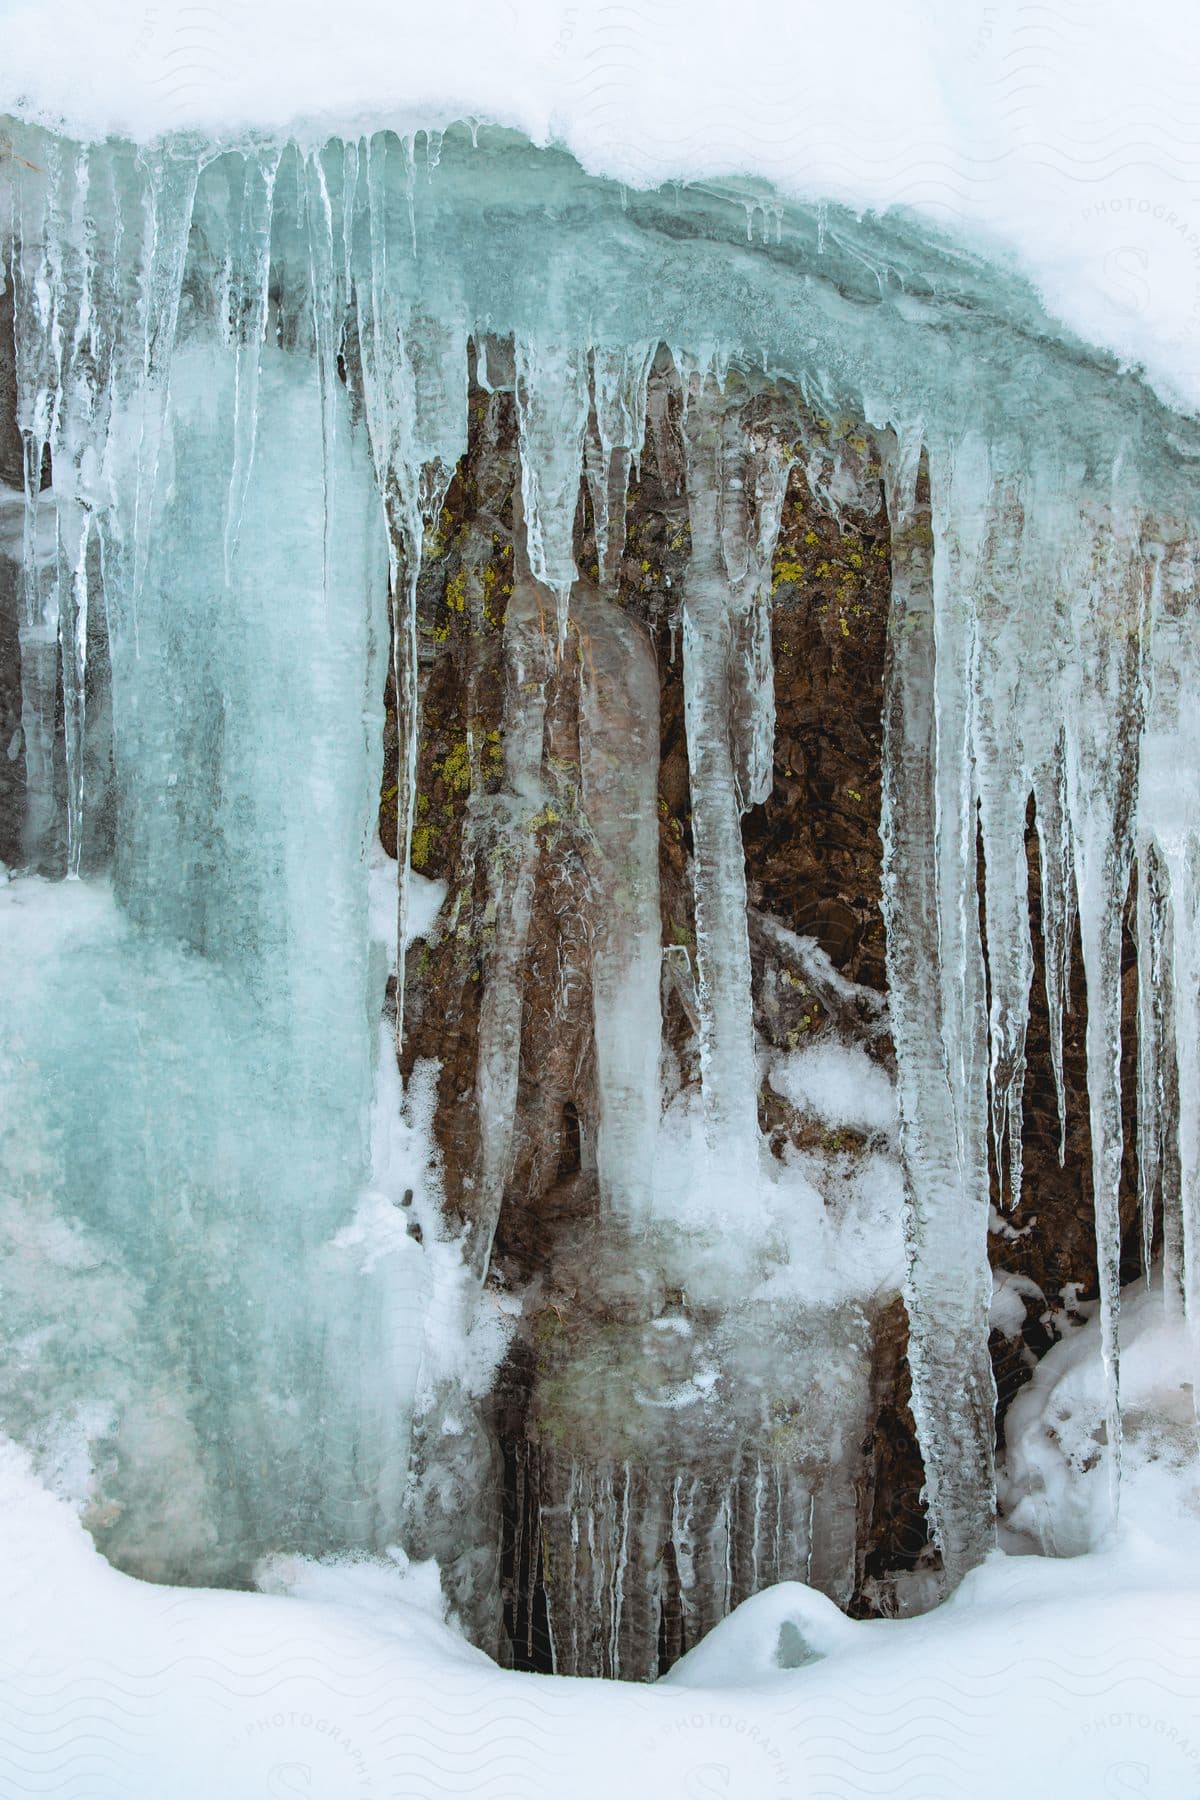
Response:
[367,832,446,960]
[769,1040,896,1138]
[1002,1279,1200,1560]
[649,1082,904,1311]
[4,1352,1200,1800]
[989,1268,1044,1342]
[2,2,1199,412]
[1,1296,1182,1799]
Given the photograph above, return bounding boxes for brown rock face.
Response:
[742,440,891,994]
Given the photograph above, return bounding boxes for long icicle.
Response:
[880,426,997,1585]
[1062,486,1148,1524]
[356,134,466,1053]
[224,147,280,582]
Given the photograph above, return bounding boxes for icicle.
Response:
[577,585,662,1225]
[124,147,202,627]
[996,460,1080,1184]
[957,459,1061,1213]
[340,140,359,310]
[53,154,100,879]
[586,342,655,588]
[729,424,787,811]
[303,148,342,610]
[354,133,467,1046]
[223,148,280,581]
[12,138,68,867]
[1062,488,1149,1521]
[676,370,765,1194]
[610,1461,631,1678]
[12,142,128,873]
[56,498,90,876]
[970,473,1034,1207]
[1034,743,1075,1167]
[1136,841,1169,1285]
[1138,525,1200,1339]
[513,336,589,641]
[879,428,996,1585]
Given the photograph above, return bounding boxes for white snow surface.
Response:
[2,1,1199,412]
[5,1264,1198,1798]
[5,1426,1200,1795]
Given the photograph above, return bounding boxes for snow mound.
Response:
[663,1581,859,1686]
[769,1039,896,1137]
[1002,1278,1200,1558]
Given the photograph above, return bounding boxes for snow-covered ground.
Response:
[4,1281,1199,1800]
[3,0,1199,413]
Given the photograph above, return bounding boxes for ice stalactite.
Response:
[528,1450,814,1681]
[678,371,787,1198]
[471,494,554,1277]
[9,154,63,871]
[1137,525,1200,1339]
[472,342,661,1240]
[223,148,279,580]
[40,151,102,881]
[355,133,468,1042]
[585,343,655,590]
[879,417,1200,1564]
[879,431,996,1582]
[106,148,201,637]
[523,1294,874,1677]
[10,141,200,877]
[1034,743,1076,1171]
[956,453,1083,1222]
[1060,489,1148,1510]
[577,580,663,1225]
[514,336,589,641]
[970,468,1036,1211]
[11,139,82,872]
[1135,842,1174,1298]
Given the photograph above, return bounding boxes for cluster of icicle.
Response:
[512,1447,822,1680]
[6,133,1199,1590]
[878,430,1200,1578]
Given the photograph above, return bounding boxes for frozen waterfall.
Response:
[2,119,1199,1665]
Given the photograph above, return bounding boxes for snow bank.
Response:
[5,1425,1200,1799]
[2,0,1198,412]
